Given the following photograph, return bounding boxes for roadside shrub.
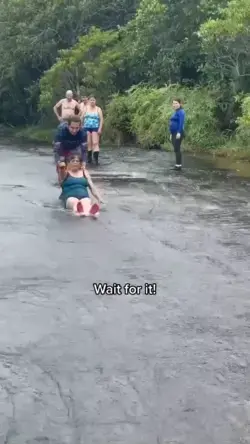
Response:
[236,95,250,146]
[104,93,132,144]
[15,126,56,143]
[105,84,220,149]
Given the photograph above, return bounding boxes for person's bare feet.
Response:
[75,202,85,216]
[71,202,82,216]
[89,203,100,218]
[77,202,84,213]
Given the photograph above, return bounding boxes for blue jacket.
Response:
[53,123,87,162]
[169,108,185,134]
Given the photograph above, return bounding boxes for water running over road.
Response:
[0,144,250,444]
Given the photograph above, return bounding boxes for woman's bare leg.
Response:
[87,131,93,151]
[92,131,100,151]
[92,132,100,164]
[66,197,80,215]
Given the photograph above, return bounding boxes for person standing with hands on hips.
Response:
[169,99,186,171]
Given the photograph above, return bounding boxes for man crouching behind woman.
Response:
[58,153,103,217]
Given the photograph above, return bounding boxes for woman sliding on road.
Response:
[169,98,186,171]
[58,153,102,217]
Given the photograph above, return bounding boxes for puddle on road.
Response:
[213,157,250,178]
[191,154,250,179]
[3,142,250,184]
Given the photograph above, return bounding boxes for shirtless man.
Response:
[53,90,81,123]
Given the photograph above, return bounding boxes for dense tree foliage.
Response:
[1,0,250,150]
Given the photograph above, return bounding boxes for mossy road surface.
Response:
[0,145,250,444]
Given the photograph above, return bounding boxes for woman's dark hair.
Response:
[65,152,83,164]
[173,98,183,107]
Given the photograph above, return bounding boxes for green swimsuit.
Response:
[60,173,89,205]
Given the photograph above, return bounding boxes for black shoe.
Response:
[93,151,99,165]
[87,151,92,164]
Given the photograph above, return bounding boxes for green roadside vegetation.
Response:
[14,127,55,144]
[1,0,250,158]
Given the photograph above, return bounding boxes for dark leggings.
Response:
[171,132,184,165]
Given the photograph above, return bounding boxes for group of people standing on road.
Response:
[53,90,103,166]
[51,89,186,217]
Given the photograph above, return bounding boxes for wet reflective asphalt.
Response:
[0,145,250,444]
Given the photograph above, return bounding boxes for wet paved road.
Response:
[1,145,250,444]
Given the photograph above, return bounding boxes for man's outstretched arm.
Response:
[53,126,64,163]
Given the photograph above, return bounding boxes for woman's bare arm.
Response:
[98,107,103,133]
[84,169,103,202]
[58,164,67,184]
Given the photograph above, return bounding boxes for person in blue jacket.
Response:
[169,98,186,170]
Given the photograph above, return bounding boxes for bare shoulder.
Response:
[55,98,64,106]
[83,167,91,178]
